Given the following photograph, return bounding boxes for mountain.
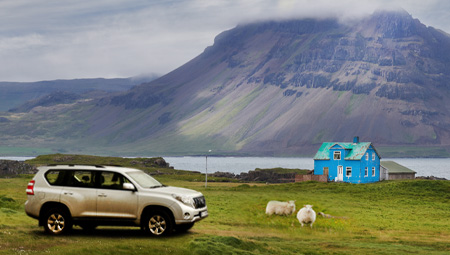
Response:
[1,10,450,157]
[0,77,157,112]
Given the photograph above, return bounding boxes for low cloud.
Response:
[0,0,449,82]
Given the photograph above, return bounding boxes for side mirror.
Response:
[123,183,136,191]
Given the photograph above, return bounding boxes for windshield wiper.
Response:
[149,184,165,188]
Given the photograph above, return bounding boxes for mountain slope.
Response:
[2,10,450,156]
[0,77,157,112]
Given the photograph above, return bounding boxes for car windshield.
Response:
[126,171,164,188]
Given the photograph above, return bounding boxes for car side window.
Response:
[67,171,95,188]
[45,170,94,188]
[99,171,131,190]
[45,170,67,186]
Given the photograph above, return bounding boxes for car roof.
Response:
[37,165,142,173]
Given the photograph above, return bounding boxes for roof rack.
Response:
[46,164,106,168]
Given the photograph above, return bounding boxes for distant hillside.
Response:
[1,10,450,157]
[0,77,157,111]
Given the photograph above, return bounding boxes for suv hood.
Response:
[144,186,203,197]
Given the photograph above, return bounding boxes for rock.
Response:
[154,158,169,168]
[9,91,82,113]
[237,170,296,183]
[110,91,172,109]
[53,155,75,162]
[0,160,38,177]
[211,172,236,178]
[283,89,297,97]
[416,176,448,181]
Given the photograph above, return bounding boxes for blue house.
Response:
[313,137,381,183]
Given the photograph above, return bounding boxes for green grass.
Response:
[25,154,184,174]
[1,156,449,254]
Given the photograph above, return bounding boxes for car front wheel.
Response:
[143,210,173,236]
[43,208,72,235]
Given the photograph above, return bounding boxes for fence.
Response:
[295,174,328,182]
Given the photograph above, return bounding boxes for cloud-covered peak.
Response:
[0,0,449,82]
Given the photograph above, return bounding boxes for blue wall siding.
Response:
[313,146,381,184]
[359,148,380,183]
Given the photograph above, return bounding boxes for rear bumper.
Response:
[24,200,40,220]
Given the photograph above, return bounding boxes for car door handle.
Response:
[98,194,107,197]
[63,192,73,195]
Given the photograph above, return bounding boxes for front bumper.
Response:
[175,207,208,224]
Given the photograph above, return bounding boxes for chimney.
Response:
[353,136,359,144]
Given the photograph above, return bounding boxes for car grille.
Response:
[193,196,206,209]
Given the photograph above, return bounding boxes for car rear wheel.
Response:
[43,208,72,235]
[143,210,173,236]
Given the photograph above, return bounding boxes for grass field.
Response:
[0,155,449,254]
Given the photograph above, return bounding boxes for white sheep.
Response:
[265,200,296,216]
[297,204,316,228]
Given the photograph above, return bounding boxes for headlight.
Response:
[172,194,195,208]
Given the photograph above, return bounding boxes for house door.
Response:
[323,167,329,178]
[338,166,343,181]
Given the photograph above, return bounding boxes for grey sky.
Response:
[0,0,449,82]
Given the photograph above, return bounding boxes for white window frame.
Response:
[346,167,352,177]
[372,167,376,176]
[365,153,369,161]
[333,151,341,160]
[372,153,375,161]
[365,167,368,177]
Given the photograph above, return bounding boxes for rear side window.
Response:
[45,170,68,186]
[45,170,95,188]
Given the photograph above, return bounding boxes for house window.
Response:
[346,167,352,177]
[365,167,368,177]
[365,153,369,160]
[372,153,375,161]
[372,167,376,176]
[333,151,341,160]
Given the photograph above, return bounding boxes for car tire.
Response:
[43,207,73,235]
[176,222,194,233]
[143,210,173,236]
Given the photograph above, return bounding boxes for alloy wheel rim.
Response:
[47,213,65,233]
[149,215,166,235]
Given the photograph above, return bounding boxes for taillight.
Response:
[26,180,35,195]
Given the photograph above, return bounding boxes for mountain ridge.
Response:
[0,77,158,112]
[1,10,450,157]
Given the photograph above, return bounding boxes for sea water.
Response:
[163,156,450,179]
[1,156,449,179]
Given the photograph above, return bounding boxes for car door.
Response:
[60,170,97,217]
[96,171,139,219]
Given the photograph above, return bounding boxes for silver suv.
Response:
[25,165,208,236]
